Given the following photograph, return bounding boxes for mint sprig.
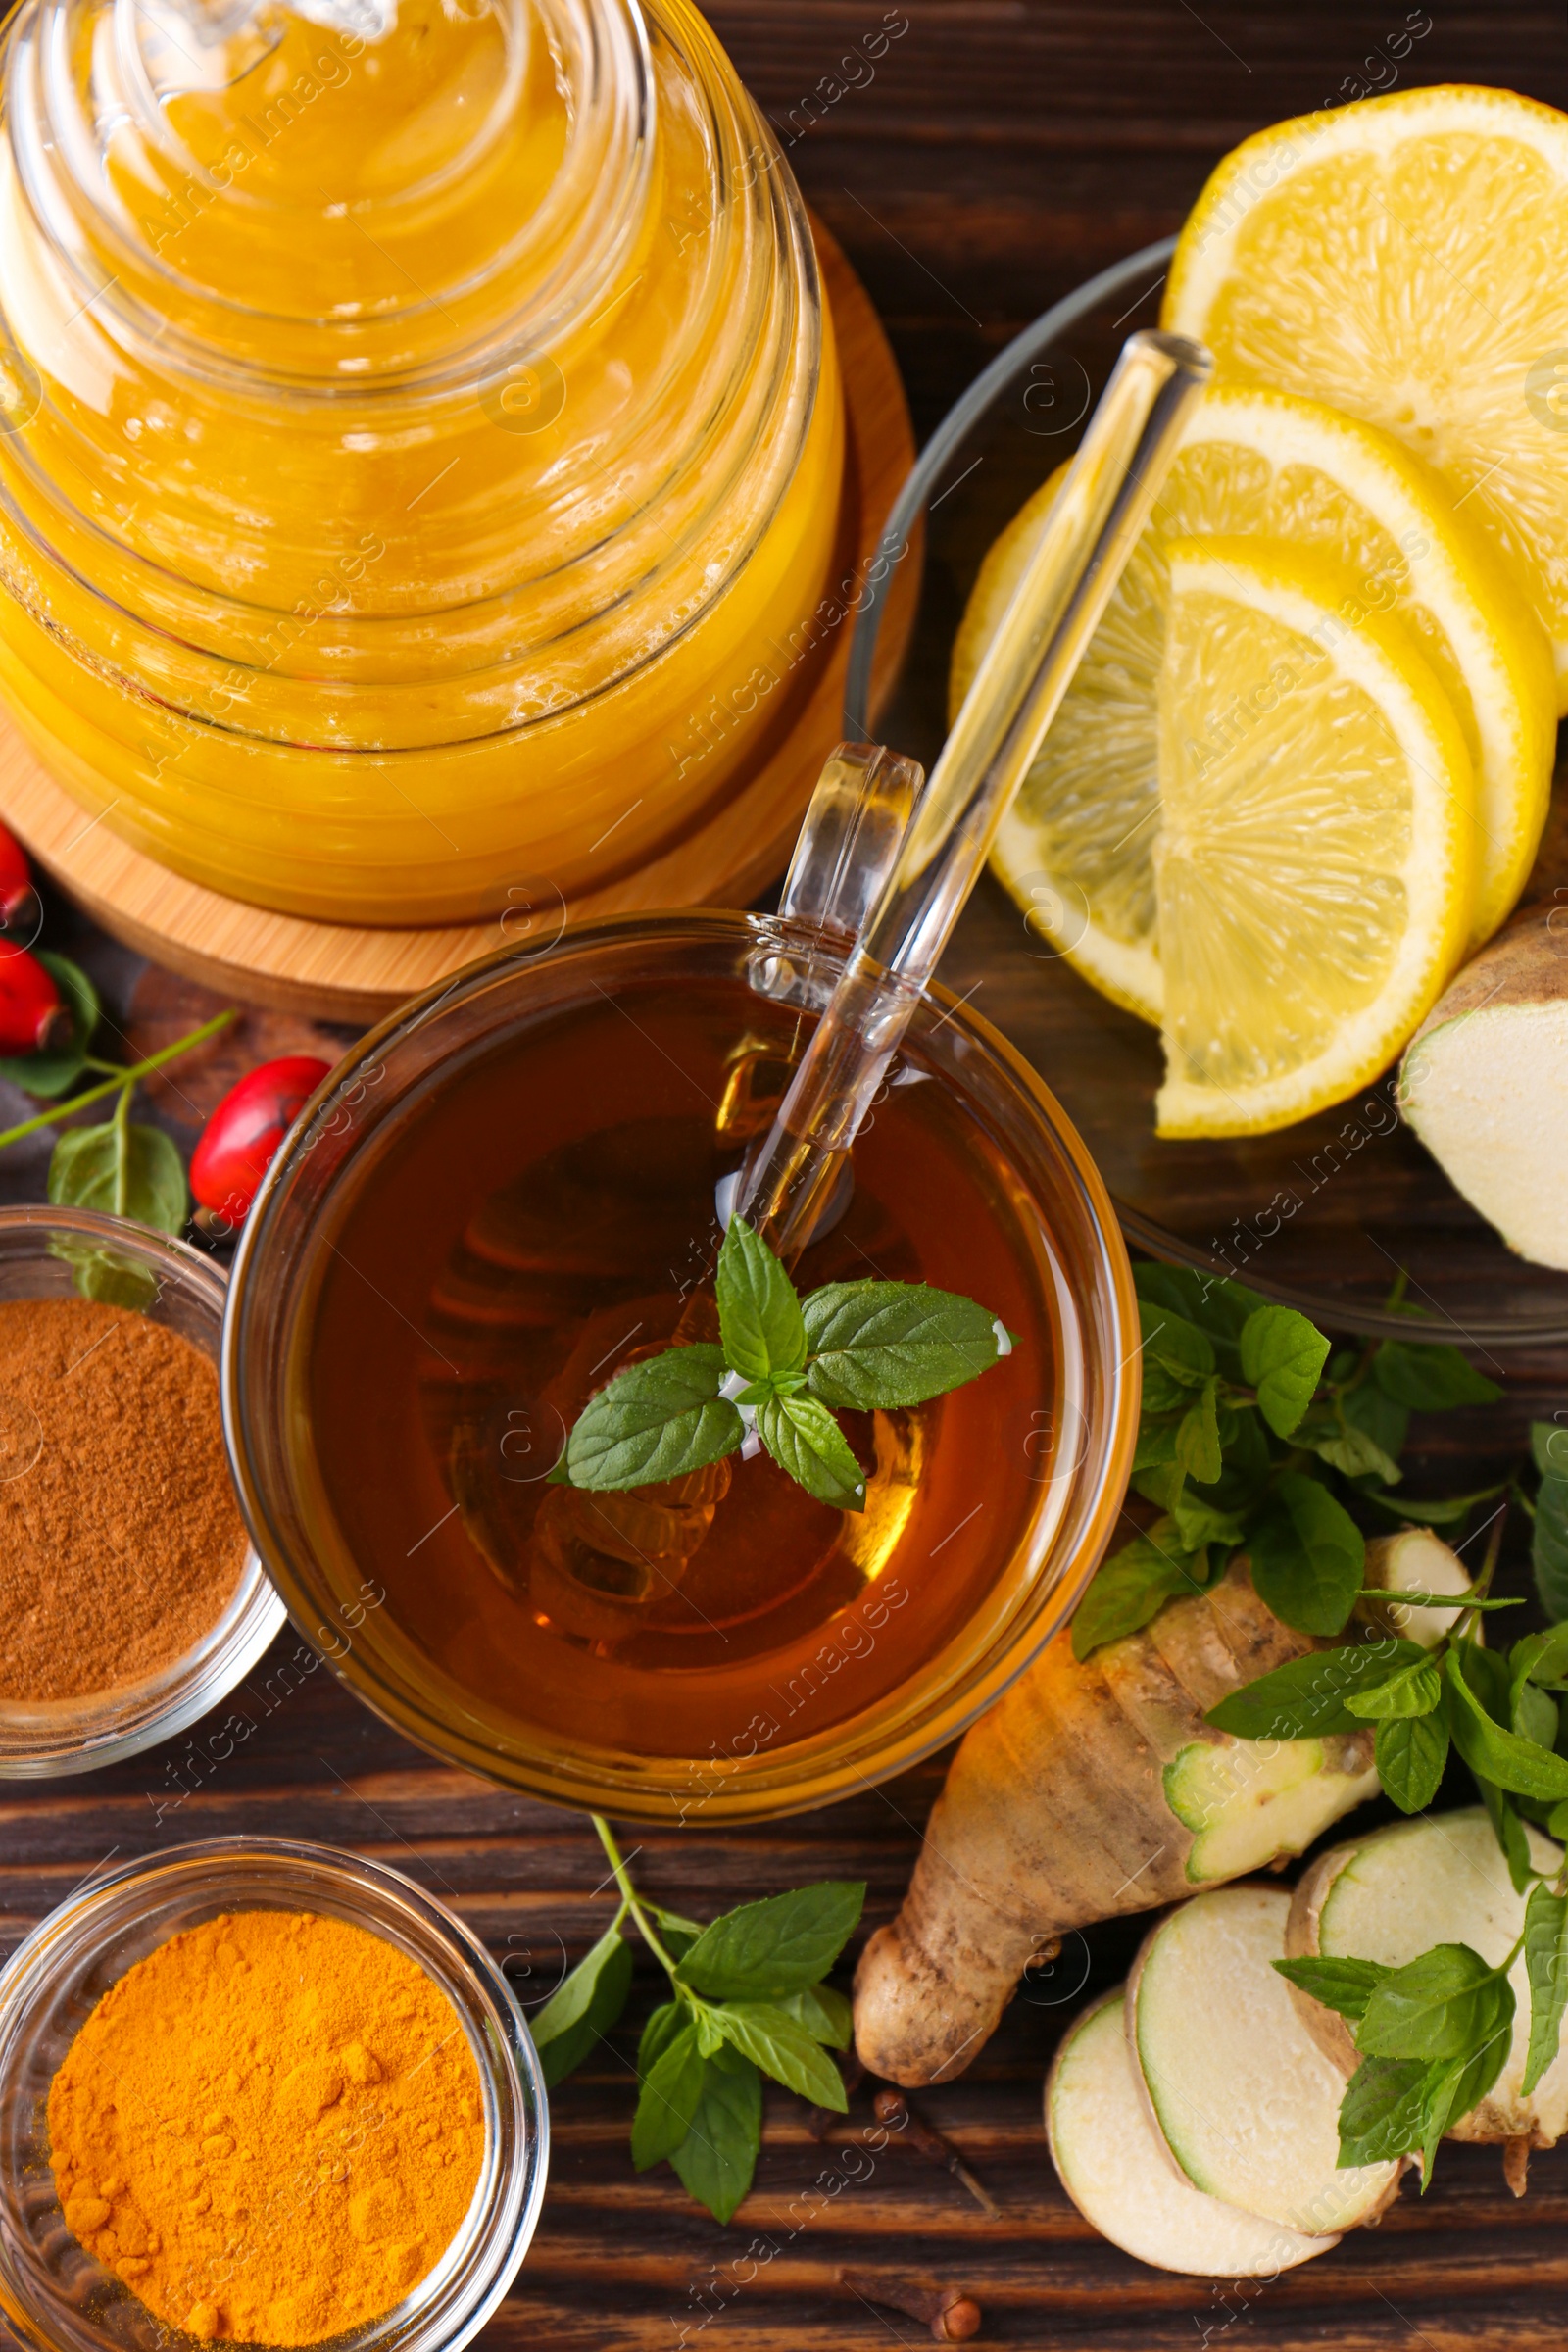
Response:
[529,1818,863,2224]
[559,1216,1007,1512]
[1277,1941,1519,2186]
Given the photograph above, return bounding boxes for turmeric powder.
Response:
[47,1910,486,2346]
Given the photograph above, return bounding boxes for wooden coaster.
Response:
[0,225,917,1022]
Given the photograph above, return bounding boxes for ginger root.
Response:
[854,1558,1378,2085]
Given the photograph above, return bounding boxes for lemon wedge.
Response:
[957,386,1553,1019]
[1153,538,1475,1139]
[1163,84,1568,711]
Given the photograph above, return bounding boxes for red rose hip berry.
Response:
[0,943,69,1055]
[190,1054,331,1230]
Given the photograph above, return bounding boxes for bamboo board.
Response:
[0,227,916,1022]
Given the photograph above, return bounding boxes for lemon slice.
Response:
[1163,83,1568,711]
[1153,537,1475,1138]
[957,387,1553,1018]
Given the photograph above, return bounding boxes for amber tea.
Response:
[297,966,1072,1778]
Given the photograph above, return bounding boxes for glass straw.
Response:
[738,325,1213,1257]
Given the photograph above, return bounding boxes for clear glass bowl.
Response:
[0,1205,284,1777]
[0,1837,548,2352]
[221,909,1140,1821]
[846,237,1568,1348]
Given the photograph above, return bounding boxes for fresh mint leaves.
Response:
[559,1216,1006,1512]
[1278,1938,1521,2186]
[531,1819,863,2225]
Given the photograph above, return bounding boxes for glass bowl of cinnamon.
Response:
[0,1836,549,2352]
[0,1205,285,1777]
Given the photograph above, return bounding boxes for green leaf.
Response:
[1513,1678,1560,1751]
[637,2000,688,2082]
[1169,1494,1246,1552]
[1298,1411,1402,1486]
[1513,1622,1568,1690]
[1248,1472,1365,1636]
[1070,1528,1207,1661]
[48,1118,187,1235]
[45,1238,157,1310]
[1531,1430,1568,1623]
[779,1983,854,2049]
[647,1903,705,1963]
[1201,1403,1274,1516]
[675,1883,864,2001]
[1241,1304,1331,1439]
[1477,1775,1536,1894]
[1341,1377,1409,1472]
[1273,1954,1390,2022]
[1132,1417,1181,1473]
[1363,1485,1498,1528]
[1422,2026,1514,2172]
[756,1392,866,1510]
[1337,2053,1442,2168]
[1357,1943,1512,2064]
[1133,1261,1267,1363]
[1445,1647,1568,1802]
[630,2021,709,2171]
[1205,1639,1426,1740]
[715,1216,807,1385]
[1138,1298,1215,1391]
[1456,1636,1512,1721]
[668,2044,761,2225]
[1346,1655,1443,1721]
[0,952,99,1098]
[1173,1378,1223,1487]
[1365,1591,1520,1614]
[801,1280,1001,1409]
[530,1920,634,2088]
[710,2000,848,2109]
[1373,1341,1501,1411]
[1376,1711,1449,1813]
[565,1344,743,1492]
[1523,1884,1568,2096]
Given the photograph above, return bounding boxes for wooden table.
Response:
[7,6,1568,2345]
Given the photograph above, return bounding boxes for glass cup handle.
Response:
[776,740,924,945]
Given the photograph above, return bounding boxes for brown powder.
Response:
[0,1298,249,1699]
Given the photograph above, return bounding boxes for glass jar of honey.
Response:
[0,0,844,922]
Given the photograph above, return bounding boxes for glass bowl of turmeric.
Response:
[0,1836,549,2352]
[0,1206,285,1776]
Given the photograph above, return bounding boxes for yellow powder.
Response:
[47,1910,486,2346]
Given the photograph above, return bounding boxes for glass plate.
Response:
[846,239,1568,1348]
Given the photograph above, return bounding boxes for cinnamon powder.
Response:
[0,1298,249,1699]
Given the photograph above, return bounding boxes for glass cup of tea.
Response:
[222,778,1140,1823]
